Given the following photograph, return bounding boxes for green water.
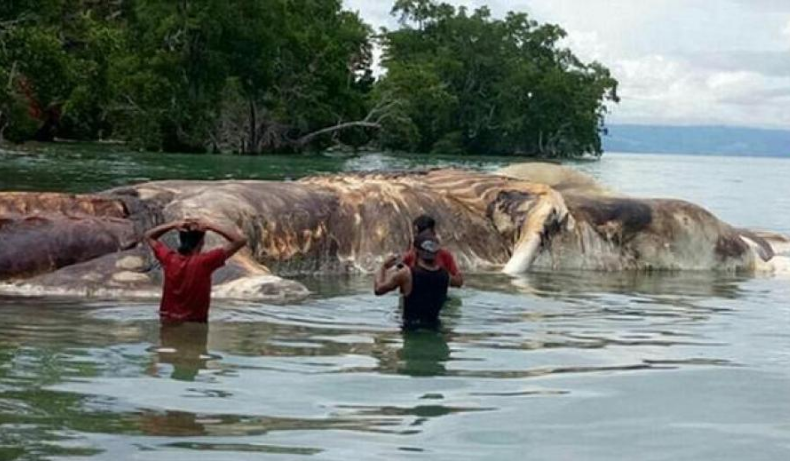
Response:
[1,146,790,460]
[0,143,514,193]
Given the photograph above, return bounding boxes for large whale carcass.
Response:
[0,164,784,301]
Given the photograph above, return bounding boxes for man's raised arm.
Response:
[444,252,464,288]
[374,255,407,296]
[144,220,184,248]
[202,221,248,257]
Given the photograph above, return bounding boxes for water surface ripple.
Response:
[1,151,790,460]
[1,271,789,460]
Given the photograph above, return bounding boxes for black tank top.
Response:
[403,265,450,327]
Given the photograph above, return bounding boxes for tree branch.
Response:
[0,16,33,30]
[294,120,381,148]
[0,109,7,143]
[6,61,18,90]
[292,98,404,148]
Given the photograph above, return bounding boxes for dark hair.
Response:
[178,230,205,255]
[413,215,436,234]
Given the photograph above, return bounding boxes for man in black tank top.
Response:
[374,233,450,328]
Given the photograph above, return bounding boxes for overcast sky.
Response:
[344,0,790,129]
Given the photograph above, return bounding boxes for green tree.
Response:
[0,0,618,157]
[0,0,124,142]
[112,0,375,154]
[378,1,619,157]
[1,0,377,153]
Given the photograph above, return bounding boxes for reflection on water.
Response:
[397,328,451,377]
[153,323,212,382]
[1,272,789,460]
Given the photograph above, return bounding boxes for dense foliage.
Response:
[0,0,618,157]
[378,0,619,156]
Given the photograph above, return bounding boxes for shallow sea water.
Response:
[1,149,789,460]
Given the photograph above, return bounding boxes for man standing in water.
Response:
[402,215,464,288]
[375,232,450,328]
[144,219,247,323]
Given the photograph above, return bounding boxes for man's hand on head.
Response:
[145,219,190,246]
[179,218,194,231]
[196,219,214,233]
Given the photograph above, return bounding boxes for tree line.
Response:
[0,0,619,157]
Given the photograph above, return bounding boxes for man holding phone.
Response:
[375,232,450,328]
[401,215,463,288]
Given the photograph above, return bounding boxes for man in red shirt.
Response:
[144,218,247,323]
[402,215,463,288]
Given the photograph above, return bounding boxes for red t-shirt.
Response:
[402,248,460,276]
[151,241,227,323]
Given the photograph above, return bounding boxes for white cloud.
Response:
[607,56,790,128]
[707,71,755,90]
[561,30,606,62]
[345,0,790,129]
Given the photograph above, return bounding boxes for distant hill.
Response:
[603,124,790,157]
